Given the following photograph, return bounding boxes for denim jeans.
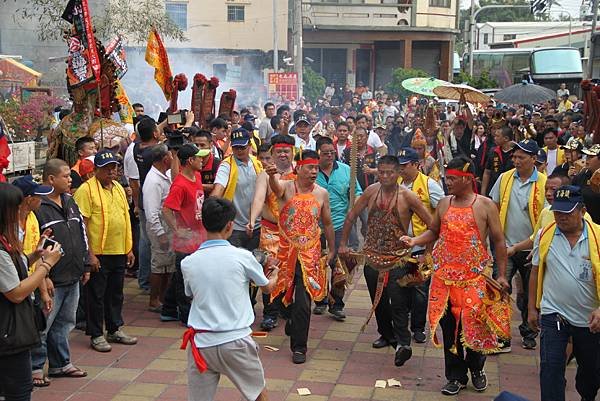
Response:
[30,281,79,374]
[539,313,600,401]
[137,212,151,291]
[0,350,32,401]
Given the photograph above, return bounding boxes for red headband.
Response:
[446,169,474,178]
[272,143,294,149]
[296,158,319,166]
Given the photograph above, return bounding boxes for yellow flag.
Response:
[145,28,173,101]
[115,80,134,124]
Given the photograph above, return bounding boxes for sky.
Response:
[458,0,585,19]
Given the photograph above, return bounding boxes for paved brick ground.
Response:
[32,270,579,401]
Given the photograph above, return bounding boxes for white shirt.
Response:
[123,142,139,180]
[546,148,558,175]
[324,86,335,98]
[367,130,383,149]
[143,166,172,237]
[383,105,399,120]
[182,239,268,347]
[294,134,316,151]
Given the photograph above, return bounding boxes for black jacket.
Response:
[35,194,87,287]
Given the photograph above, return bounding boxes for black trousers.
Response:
[440,300,486,383]
[162,252,190,324]
[507,250,537,341]
[85,255,126,338]
[0,350,32,401]
[409,250,429,333]
[364,265,413,347]
[228,229,264,310]
[288,262,312,353]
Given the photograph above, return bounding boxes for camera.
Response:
[167,109,188,125]
[164,130,186,151]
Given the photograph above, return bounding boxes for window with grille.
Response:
[166,2,187,30]
[227,5,245,22]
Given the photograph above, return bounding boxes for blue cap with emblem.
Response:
[551,185,584,213]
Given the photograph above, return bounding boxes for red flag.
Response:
[80,0,100,81]
[145,28,173,101]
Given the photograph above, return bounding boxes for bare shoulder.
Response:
[475,195,496,210]
[363,183,381,198]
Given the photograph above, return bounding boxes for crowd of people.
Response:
[0,81,599,401]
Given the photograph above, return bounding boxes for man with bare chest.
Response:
[402,157,510,396]
[267,150,336,364]
[339,155,433,367]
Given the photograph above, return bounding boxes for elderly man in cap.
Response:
[573,144,600,224]
[553,137,585,178]
[213,127,263,253]
[490,139,547,352]
[74,150,136,352]
[529,185,600,401]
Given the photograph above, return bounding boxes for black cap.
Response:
[295,115,311,126]
[94,149,120,167]
[398,147,419,164]
[231,128,251,147]
[12,175,53,197]
[177,143,203,162]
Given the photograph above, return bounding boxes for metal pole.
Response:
[589,0,599,79]
[273,0,278,72]
[468,4,531,77]
[293,0,303,98]
[468,0,475,77]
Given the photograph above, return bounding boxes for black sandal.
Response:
[32,376,51,387]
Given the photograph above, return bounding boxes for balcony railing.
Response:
[302,1,413,29]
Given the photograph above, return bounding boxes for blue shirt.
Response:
[490,168,545,246]
[317,161,362,231]
[532,223,599,327]
[181,239,268,347]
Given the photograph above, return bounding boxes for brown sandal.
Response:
[32,376,51,387]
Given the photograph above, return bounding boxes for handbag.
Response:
[0,240,42,356]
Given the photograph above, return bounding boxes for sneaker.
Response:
[492,340,512,354]
[394,345,412,367]
[522,337,536,350]
[441,380,466,396]
[328,308,346,321]
[91,336,112,352]
[106,330,138,345]
[313,305,326,315]
[160,313,179,322]
[292,351,306,364]
[413,331,427,344]
[260,317,278,331]
[471,370,487,392]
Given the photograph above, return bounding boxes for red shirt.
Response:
[163,172,206,254]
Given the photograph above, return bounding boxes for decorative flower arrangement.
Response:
[0,93,66,141]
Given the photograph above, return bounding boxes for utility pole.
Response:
[293,0,303,98]
[273,0,278,72]
[589,0,599,78]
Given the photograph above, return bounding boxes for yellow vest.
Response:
[543,146,565,167]
[498,168,546,232]
[222,155,263,201]
[23,212,40,275]
[398,171,434,236]
[536,219,600,308]
[75,176,133,255]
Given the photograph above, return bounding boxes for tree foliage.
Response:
[5,0,187,44]
[476,0,546,23]
[303,66,326,104]
[0,94,65,140]
[453,70,498,89]
[386,67,429,99]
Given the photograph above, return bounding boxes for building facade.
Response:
[475,21,584,51]
[301,0,458,89]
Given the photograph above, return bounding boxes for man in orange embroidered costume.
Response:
[403,157,511,396]
[339,155,433,368]
[248,135,296,331]
[267,150,335,364]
